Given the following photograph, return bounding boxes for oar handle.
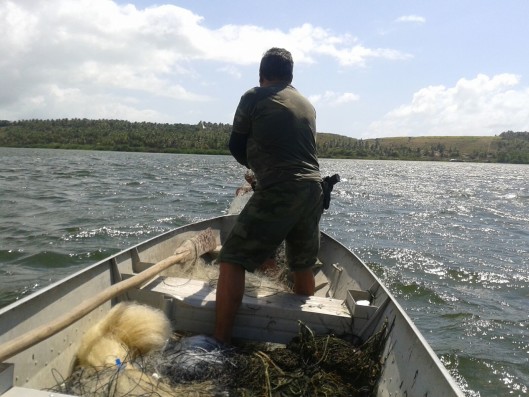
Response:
[0,252,191,363]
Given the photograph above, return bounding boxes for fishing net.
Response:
[161,241,292,297]
[49,319,388,397]
[48,243,388,396]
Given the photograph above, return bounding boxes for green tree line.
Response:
[0,119,528,163]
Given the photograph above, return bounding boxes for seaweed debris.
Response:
[223,320,388,396]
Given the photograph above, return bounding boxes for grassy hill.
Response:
[315,133,509,162]
[368,135,500,161]
[372,135,498,154]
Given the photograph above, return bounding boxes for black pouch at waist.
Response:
[321,174,340,210]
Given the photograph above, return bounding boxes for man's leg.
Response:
[213,262,246,344]
[287,182,322,297]
[292,269,315,296]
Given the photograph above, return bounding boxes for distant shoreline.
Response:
[1,119,528,164]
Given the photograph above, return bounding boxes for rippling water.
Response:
[1,148,527,396]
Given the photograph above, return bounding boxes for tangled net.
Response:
[49,243,388,396]
[50,320,388,397]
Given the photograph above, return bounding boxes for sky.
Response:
[1,0,528,139]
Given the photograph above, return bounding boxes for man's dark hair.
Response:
[259,48,293,83]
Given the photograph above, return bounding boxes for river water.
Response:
[0,147,527,396]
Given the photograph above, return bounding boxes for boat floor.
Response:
[137,275,353,343]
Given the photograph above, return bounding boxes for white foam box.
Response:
[345,289,378,320]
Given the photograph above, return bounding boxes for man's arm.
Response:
[229,131,249,167]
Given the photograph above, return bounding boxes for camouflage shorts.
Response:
[218,180,323,272]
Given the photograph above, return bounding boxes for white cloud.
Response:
[396,15,426,24]
[0,0,410,122]
[309,91,359,106]
[367,74,529,138]
[1,82,166,122]
[173,21,410,67]
[312,42,410,67]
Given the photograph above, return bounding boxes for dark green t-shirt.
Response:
[232,83,321,188]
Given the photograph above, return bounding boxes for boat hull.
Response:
[0,215,464,396]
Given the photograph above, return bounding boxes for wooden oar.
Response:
[0,228,217,363]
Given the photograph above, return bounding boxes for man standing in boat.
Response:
[214,47,324,345]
